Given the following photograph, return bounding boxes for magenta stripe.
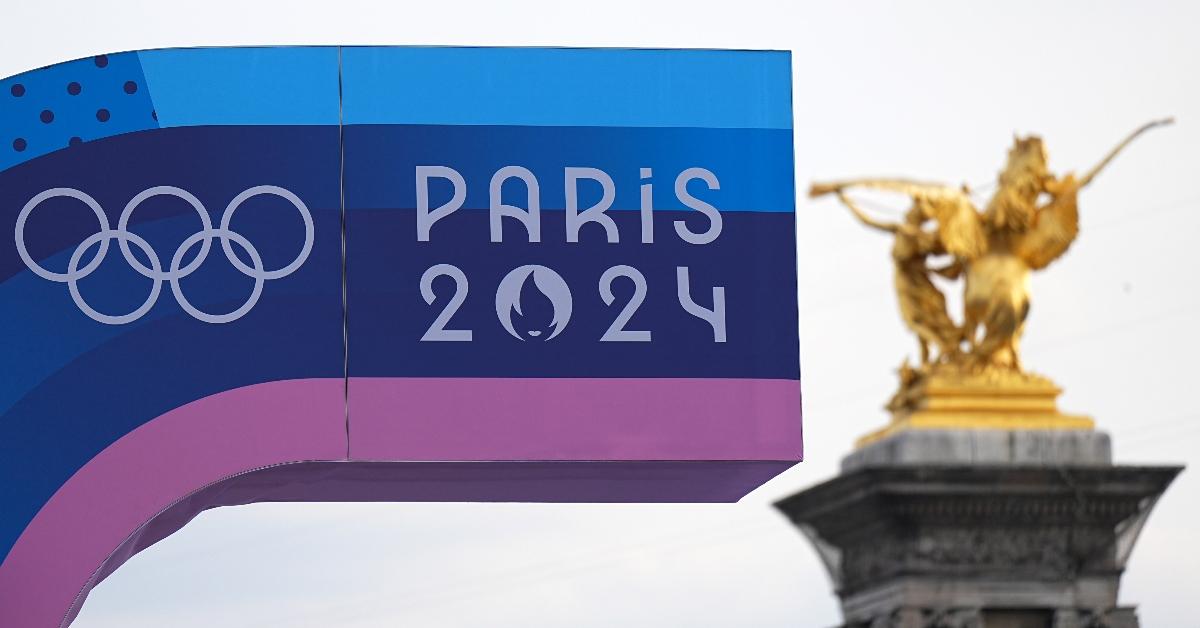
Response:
[0,376,800,627]
[350,377,802,461]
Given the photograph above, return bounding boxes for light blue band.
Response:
[342,47,792,129]
[138,47,341,127]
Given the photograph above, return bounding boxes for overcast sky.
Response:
[3,1,1197,626]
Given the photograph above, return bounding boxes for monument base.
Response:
[861,367,1094,447]
[776,429,1181,628]
[843,428,1112,470]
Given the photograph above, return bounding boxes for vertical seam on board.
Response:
[338,46,350,460]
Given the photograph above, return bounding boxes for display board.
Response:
[0,46,800,627]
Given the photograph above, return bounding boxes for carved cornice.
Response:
[775,465,1181,595]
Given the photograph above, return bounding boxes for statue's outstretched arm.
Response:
[834,191,900,233]
[1079,117,1174,187]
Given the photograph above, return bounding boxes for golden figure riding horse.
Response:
[809,119,1172,442]
[811,118,1171,373]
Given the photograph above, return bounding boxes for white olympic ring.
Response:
[14,185,313,325]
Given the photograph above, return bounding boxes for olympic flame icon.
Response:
[495,265,573,341]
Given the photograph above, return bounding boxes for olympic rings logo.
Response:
[15,185,314,325]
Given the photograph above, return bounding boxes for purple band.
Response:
[350,377,802,460]
[0,376,800,627]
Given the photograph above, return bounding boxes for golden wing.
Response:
[921,191,987,261]
[1016,174,1081,270]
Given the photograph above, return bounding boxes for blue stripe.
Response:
[6,45,792,163]
[348,209,799,380]
[137,47,340,127]
[342,47,792,129]
[345,124,796,213]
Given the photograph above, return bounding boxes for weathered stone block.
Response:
[842,429,1112,471]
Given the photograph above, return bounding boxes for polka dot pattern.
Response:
[1,51,158,168]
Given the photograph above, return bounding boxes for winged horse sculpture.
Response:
[810,118,1172,372]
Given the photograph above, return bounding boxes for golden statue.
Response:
[810,119,1172,445]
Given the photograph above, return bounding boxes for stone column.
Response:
[775,429,1180,628]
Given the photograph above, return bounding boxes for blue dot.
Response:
[123,81,138,94]
[96,108,111,122]
[40,110,54,124]
[67,82,82,95]
[151,109,158,121]
[95,55,109,68]
[13,138,27,152]
[10,83,25,97]
[69,137,83,147]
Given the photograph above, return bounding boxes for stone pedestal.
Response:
[775,430,1181,628]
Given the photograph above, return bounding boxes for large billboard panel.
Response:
[0,47,800,627]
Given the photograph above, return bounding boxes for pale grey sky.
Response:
[3,1,1197,626]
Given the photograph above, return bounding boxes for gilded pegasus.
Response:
[810,119,1172,373]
